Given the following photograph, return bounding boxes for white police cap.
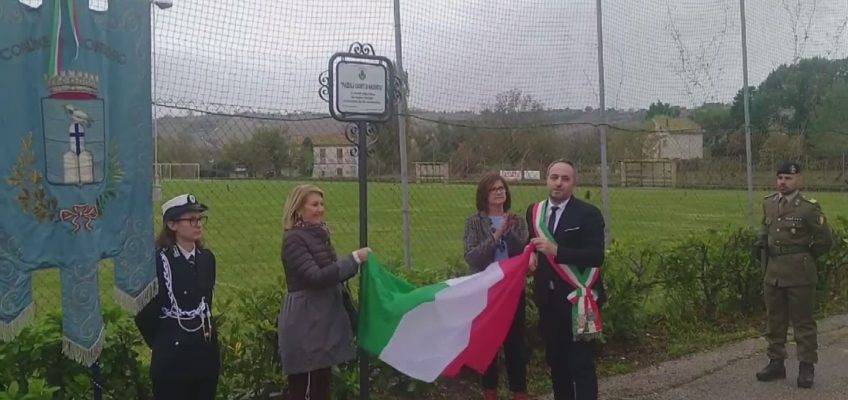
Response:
[161,193,208,221]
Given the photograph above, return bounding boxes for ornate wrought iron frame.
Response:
[320,42,397,123]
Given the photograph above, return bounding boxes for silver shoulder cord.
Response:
[159,250,212,338]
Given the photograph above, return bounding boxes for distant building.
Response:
[649,116,704,160]
[311,135,357,178]
[230,166,249,179]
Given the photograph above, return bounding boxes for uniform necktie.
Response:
[548,206,560,233]
[779,197,787,214]
[187,254,195,267]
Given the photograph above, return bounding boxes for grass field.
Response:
[29,180,848,313]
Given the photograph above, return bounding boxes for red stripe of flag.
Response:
[442,247,531,376]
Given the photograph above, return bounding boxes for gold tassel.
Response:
[113,279,158,315]
[0,303,35,341]
[62,327,105,367]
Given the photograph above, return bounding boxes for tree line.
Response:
[156,57,848,178]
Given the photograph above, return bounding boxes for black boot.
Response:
[756,359,786,382]
[797,362,814,388]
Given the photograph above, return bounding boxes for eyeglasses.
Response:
[176,215,208,227]
[489,186,507,193]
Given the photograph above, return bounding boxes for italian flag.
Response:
[358,247,532,382]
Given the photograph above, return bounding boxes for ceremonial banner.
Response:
[0,0,155,365]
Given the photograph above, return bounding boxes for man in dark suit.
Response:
[526,159,606,400]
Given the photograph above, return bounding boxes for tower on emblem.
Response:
[63,106,95,185]
[42,71,105,186]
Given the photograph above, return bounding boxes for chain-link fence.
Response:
[120,0,848,307]
[8,0,845,397]
[0,0,821,318]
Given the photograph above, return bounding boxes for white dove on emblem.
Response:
[64,105,93,127]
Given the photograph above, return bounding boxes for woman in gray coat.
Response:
[277,184,370,400]
[463,173,529,400]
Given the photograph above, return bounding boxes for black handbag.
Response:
[341,283,358,334]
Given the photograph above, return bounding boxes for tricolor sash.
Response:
[532,200,603,340]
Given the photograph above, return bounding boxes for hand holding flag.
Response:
[531,237,558,256]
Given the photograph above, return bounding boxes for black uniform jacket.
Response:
[135,246,220,380]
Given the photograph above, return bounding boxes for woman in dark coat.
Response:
[135,193,220,400]
[463,174,529,400]
[277,184,370,400]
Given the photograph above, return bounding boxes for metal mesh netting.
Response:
[133,0,848,304]
[28,0,847,313]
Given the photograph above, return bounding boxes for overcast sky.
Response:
[151,0,848,115]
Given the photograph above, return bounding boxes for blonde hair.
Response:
[282,184,325,230]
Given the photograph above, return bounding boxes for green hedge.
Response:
[2,222,846,399]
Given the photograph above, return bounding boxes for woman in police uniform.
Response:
[135,193,220,400]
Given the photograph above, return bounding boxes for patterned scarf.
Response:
[293,220,331,235]
[291,220,336,261]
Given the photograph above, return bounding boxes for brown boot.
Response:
[511,393,529,400]
[484,389,498,400]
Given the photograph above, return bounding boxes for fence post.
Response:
[393,0,412,268]
[151,3,162,202]
[739,0,755,228]
[595,0,612,247]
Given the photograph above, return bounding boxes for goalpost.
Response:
[155,163,201,180]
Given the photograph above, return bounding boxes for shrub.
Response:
[0,306,150,399]
[1,224,846,399]
[217,282,286,400]
[817,218,848,306]
[601,245,660,342]
[658,228,760,322]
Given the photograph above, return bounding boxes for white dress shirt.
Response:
[546,197,570,232]
[177,243,196,260]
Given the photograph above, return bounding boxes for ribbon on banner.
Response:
[59,204,99,232]
[49,0,83,77]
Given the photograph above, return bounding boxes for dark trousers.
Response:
[288,368,332,400]
[539,299,598,400]
[482,295,527,393]
[152,377,217,400]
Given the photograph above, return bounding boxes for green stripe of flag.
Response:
[358,254,449,356]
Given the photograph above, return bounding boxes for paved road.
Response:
[541,314,848,400]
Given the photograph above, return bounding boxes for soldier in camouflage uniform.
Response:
[753,162,832,389]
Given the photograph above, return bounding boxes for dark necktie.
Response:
[548,206,560,233]
[187,254,195,267]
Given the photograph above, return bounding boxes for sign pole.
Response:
[356,121,369,400]
[320,42,397,400]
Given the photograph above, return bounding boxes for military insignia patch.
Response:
[818,215,826,225]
